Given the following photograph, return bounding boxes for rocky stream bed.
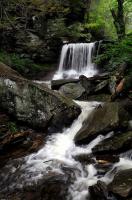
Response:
[0,62,132,200]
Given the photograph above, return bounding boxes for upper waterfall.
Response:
[53,42,98,80]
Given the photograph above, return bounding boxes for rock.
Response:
[121,99,132,117]
[0,27,62,65]
[96,155,119,163]
[74,154,95,164]
[84,94,110,102]
[75,103,124,145]
[128,120,132,131]
[79,74,109,94]
[94,80,108,93]
[0,171,71,200]
[92,131,132,155]
[89,180,115,200]
[79,75,94,94]
[95,155,119,177]
[0,62,81,133]
[109,76,117,94]
[108,169,132,198]
[51,79,79,90]
[117,62,128,77]
[59,83,85,99]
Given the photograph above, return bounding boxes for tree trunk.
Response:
[111,0,125,40]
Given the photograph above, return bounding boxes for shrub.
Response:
[95,35,132,72]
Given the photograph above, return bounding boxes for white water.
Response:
[53,43,98,80]
[0,100,132,199]
[1,44,132,198]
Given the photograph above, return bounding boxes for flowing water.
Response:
[0,42,132,199]
[0,101,132,199]
[53,43,98,80]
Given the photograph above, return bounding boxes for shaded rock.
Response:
[94,80,109,93]
[108,169,132,198]
[82,94,111,102]
[0,27,62,66]
[92,131,132,155]
[96,155,119,164]
[73,153,95,164]
[79,74,109,95]
[109,76,117,94]
[0,171,71,200]
[121,99,132,117]
[79,75,94,94]
[51,79,79,90]
[59,82,85,99]
[128,120,132,131]
[89,180,116,200]
[95,155,119,177]
[0,62,81,133]
[75,103,124,145]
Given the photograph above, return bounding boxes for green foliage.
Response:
[8,122,17,134]
[0,51,51,76]
[95,35,132,71]
[89,0,117,39]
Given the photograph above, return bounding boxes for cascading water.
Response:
[53,43,98,80]
[0,41,132,200]
[0,101,132,200]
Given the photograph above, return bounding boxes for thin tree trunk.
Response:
[111,0,125,40]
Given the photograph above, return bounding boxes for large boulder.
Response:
[92,131,132,155]
[108,169,132,198]
[0,171,72,200]
[0,62,81,133]
[74,102,127,145]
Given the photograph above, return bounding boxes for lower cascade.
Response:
[0,101,132,200]
[53,43,98,80]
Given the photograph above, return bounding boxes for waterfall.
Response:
[53,43,98,80]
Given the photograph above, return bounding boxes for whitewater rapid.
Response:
[0,100,132,200]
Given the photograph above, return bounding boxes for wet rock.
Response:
[0,171,70,200]
[75,103,125,145]
[96,155,119,163]
[95,155,119,177]
[74,154,95,164]
[108,169,132,198]
[0,62,81,133]
[59,82,85,99]
[89,180,116,200]
[92,131,132,155]
[51,79,79,90]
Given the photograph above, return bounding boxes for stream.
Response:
[0,101,132,199]
[0,42,132,199]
